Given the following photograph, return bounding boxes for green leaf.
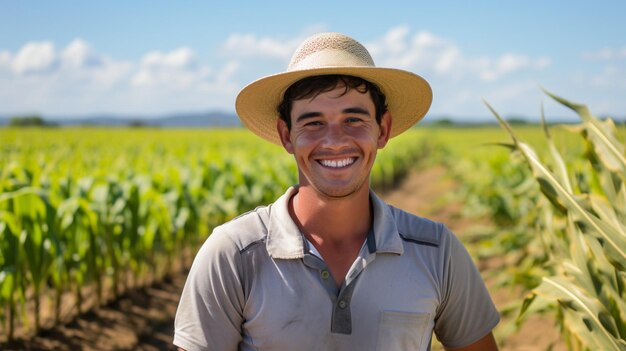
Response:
[534,276,623,350]
[544,90,626,177]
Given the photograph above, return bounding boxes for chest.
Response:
[240,252,441,351]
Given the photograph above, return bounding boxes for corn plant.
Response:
[486,92,626,351]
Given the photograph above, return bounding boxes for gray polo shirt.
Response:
[174,187,499,351]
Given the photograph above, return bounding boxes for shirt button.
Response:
[321,270,330,280]
[338,300,347,309]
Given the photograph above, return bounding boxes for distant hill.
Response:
[156,112,241,127]
[0,111,242,127]
[2,112,618,128]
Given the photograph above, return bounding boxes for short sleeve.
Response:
[433,227,500,348]
[174,227,245,351]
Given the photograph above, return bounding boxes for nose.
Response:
[321,123,349,150]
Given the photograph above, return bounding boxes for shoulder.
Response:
[210,204,271,253]
[386,204,451,248]
[187,204,272,288]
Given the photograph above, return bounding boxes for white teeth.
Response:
[320,158,355,168]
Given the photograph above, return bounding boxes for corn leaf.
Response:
[534,276,623,350]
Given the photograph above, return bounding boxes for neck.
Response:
[289,185,371,245]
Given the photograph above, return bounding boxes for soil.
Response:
[1,276,184,351]
[1,166,565,350]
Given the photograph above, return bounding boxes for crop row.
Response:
[0,127,428,341]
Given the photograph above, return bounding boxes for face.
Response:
[277,85,391,199]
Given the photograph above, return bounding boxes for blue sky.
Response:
[1,0,625,122]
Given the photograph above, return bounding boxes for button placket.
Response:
[330,240,377,335]
[331,281,356,334]
[303,233,378,336]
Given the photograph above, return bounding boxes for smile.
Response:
[318,158,356,168]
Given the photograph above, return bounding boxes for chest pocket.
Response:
[376,311,431,351]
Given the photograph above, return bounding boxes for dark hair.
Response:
[277,75,388,130]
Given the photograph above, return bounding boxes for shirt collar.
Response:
[370,189,404,255]
[266,187,404,259]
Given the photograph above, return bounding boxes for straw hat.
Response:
[235,32,432,145]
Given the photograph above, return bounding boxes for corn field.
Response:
[2,95,625,350]
[0,127,427,342]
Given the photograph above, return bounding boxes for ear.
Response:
[277,118,294,154]
[377,111,392,149]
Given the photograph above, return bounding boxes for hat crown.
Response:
[287,32,375,71]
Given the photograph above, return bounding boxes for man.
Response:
[174,32,500,351]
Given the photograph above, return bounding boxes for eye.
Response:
[346,117,364,124]
[304,120,323,127]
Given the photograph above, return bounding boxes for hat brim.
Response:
[235,66,432,145]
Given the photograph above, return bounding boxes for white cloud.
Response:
[582,47,626,60]
[587,65,626,89]
[214,61,239,85]
[222,33,297,59]
[12,41,58,75]
[61,39,103,68]
[0,51,12,72]
[0,38,249,115]
[367,28,455,72]
[360,27,566,119]
[3,29,623,120]
[2,39,132,87]
[131,47,208,88]
[0,40,135,114]
[497,54,530,74]
[375,26,410,55]
[55,39,133,90]
[479,54,528,81]
[534,57,551,69]
[143,47,196,69]
[368,27,550,83]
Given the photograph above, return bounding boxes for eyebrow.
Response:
[295,107,371,123]
[343,107,370,116]
[295,111,322,122]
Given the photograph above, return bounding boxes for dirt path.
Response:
[380,166,564,351]
[2,166,564,350]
